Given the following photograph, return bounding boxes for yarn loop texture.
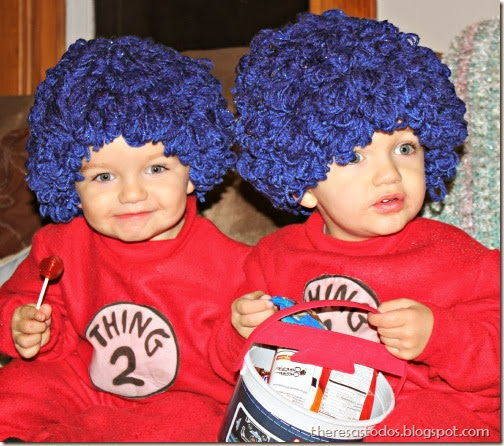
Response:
[234,9,468,214]
[27,36,235,223]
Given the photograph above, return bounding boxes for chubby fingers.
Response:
[12,303,52,356]
[234,291,274,315]
[18,303,51,324]
[367,299,433,360]
[13,304,51,333]
[14,332,45,358]
[232,291,276,339]
[13,322,52,359]
[367,310,404,357]
[367,298,416,329]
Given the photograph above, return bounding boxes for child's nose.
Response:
[119,179,148,203]
[372,157,402,186]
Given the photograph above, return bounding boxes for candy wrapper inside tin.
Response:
[270,296,326,329]
[267,295,377,421]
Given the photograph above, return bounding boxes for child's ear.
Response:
[186,180,195,195]
[77,203,82,209]
[299,190,318,209]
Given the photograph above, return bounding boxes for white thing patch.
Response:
[85,302,179,398]
[303,274,380,343]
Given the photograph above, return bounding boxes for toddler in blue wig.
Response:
[0,36,251,442]
[228,10,500,442]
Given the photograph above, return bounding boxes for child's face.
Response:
[75,136,194,242]
[301,128,426,241]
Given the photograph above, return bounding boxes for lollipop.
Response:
[36,256,64,309]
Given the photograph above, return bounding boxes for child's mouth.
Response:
[116,211,152,220]
[374,195,404,213]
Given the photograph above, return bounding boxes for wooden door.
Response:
[0,0,65,95]
[309,0,376,18]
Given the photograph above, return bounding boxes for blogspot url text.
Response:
[310,425,491,440]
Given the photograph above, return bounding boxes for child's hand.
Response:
[367,298,433,360]
[11,303,52,359]
[232,290,276,339]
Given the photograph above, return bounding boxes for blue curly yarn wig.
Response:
[26,36,235,223]
[234,10,468,214]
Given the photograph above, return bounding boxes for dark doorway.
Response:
[95,0,308,51]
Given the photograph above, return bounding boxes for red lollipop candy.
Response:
[39,256,64,280]
[36,256,64,309]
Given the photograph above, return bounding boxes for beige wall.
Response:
[377,0,499,54]
[65,0,95,48]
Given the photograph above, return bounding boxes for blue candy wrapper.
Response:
[271,296,326,330]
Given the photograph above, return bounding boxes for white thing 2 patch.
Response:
[85,302,179,398]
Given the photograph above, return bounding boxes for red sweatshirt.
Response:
[0,197,251,441]
[218,211,500,441]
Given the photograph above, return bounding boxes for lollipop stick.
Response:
[36,277,49,310]
[36,256,64,310]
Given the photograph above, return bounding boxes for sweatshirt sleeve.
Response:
[415,249,500,394]
[208,246,270,384]
[0,228,78,361]
[208,309,248,385]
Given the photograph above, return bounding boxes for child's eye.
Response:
[147,165,167,174]
[93,173,115,182]
[348,152,365,164]
[395,143,415,155]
